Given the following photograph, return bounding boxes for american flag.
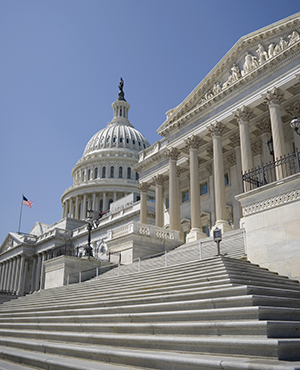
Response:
[23,195,33,208]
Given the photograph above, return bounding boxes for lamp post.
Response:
[85,209,96,258]
[267,137,274,158]
[290,117,300,136]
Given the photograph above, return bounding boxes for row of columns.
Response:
[0,251,47,295]
[0,255,26,295]
[138,86,291,236]
[62,191,121,219]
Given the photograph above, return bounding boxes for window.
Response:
[135,172,139,180]
[119,167,123,178]
[202,225,210,237]
[120,137,123,143]
[224,173,229,186]
[133,139,135,145]
[166,198,169,209]
[182,190,189,203]
[82,171,85,181]
[100,199,103,212]
[102,166,106,178]
[110,166,114,178]
[120,107,122,116]
[88,169,91,180]
[113,137,116,143]
[127,167,131,179]
[200,182,208,195]
[94,168,98,179]
[126,138,129,144]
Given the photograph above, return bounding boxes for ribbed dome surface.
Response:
[83,122,150,156]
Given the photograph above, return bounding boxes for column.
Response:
[69,198,74,218]
[75,196,79,219]
[13,256,21,293]
[208,122,232,233]
[82,193,87,219]
[185,136,207,242]
[103,192,107,211]
[2,262,8,292]
[152,175,164,228]
[9,258,17,293]
[113,192,117,202]
[5,260,12,293]
[40,252,46,290]
[92,193,96,210]
[17,256,25,295]
[62,203,66,219]
[265,87,286,179]
[235,106,253,173]
[166,148,180,231]
[137,182,150,224]
[35,254,42,291]
[31,256,37,292]
[0,263,4,291]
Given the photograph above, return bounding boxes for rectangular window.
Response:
[200,182,208,195]
[182,190,189,203]
[224,173,229,186]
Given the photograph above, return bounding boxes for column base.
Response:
[211,220,233,234]
[186,228,207,243]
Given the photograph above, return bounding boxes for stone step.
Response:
[1,306,300,324]
[0,334,299,361]
[1,295,300,320]
[1,344,300,370]
[1,320,300,338]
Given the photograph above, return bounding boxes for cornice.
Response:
[158,15,300,137]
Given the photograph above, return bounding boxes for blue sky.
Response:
[0,0,299,242]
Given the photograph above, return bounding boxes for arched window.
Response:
[110,166,114,178]
[135,172,139,180]
[88,169,91,180]
[102,166,106,178]
[119,167,123,178]
[127,167,131,179]
[94,168,98,179]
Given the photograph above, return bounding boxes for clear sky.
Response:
[0,0,299,242]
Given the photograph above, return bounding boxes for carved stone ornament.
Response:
[185,135,202,150]
[206,163,213,175]
[256,117,271,134]
[152,174,164,186]
[137,182,150,193]
[227,153,236,167]
[229,132,240,147]
[166,147,180,161]
[285,101,300,117]
[251,140,262,156]
[264,87,284,106]
[166,30,300,129]
[208,121,224,138]
[234,106,252,123]
[206,146,213,159]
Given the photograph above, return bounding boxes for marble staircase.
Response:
[0,256,300,369]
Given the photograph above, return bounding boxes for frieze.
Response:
[159,26,300,137]
[242,188,300,216]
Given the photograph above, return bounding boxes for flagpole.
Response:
[18,194,24,234]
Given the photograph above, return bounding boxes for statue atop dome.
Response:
[118,77,126,101]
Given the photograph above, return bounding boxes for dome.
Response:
[83,86,150,156]
[83,122,150,156]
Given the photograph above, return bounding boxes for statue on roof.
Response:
[118,77,126,101]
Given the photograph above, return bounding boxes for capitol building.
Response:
[1,12,300,296]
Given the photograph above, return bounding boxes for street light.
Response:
[290,117,300,136]
[85,209,96,258]
[267,137,274,157]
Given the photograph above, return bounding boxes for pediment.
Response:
[0,233,22,255]
[158,12,300,137]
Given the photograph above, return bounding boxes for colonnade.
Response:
[138,86,289,236]
[62,191,123,220]
[0,251,47,296]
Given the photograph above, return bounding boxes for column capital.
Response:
[166,147,180,161]
[229,132,240,147]
[152,174,165,186]
[185,135,203,150]
[256,117,271,134]
[137,182,150,193]
[208,121,224,138]
[264,87,284,106]
[234,105,252,123]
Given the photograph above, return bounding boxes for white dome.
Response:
[83,122,150,156]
